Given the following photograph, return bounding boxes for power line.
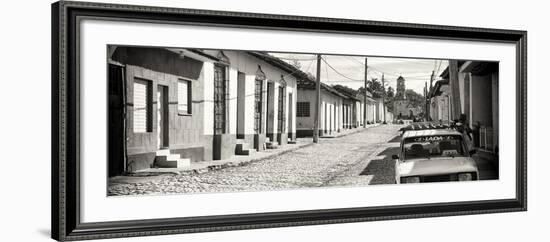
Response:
[435,60,443,76]
[304,58,315,74]
[321,57,364,82]
[273,55,318,61]
[368,67,432,80]
[324,59,330,83]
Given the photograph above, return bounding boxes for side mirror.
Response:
[469,149,477,156]
[392,154,399,160]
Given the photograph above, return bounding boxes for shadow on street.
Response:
[386,135,401,143]
[359,146,400,185]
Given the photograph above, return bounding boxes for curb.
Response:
[129,142,316,176]
[181,142,315,175]
[322,123,382,139]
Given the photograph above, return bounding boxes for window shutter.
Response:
[133,80,148,133]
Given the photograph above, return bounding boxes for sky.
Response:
[270,53,449,95]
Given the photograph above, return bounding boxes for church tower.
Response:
[395,76,406,100]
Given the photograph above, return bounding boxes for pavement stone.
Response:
[108,125,402,196]
[108,124,499,196]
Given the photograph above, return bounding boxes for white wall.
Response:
[202,62,215,135]
[297,88,342,134]
[1,1,546,242]
[202,50,299,136]
[229,67,239,134]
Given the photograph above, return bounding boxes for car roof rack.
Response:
[399,122,453,132]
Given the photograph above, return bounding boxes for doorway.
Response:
[237,72,245,139]
[287,93,293,139]
[108,64,126,177]
[157,85,169,149]
[266,82,273,137]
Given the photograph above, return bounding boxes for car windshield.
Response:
[403,135,465,160]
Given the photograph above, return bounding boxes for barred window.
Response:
[297,102,310,117]
[178,79,192,115]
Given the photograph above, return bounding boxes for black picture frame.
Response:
[51,1,527,241]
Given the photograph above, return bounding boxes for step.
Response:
[236,148,257,156]
[156,149,171,156]
[155,154,182,162]
[236,142,257,155]
[235,143,249,151]
[265,142,278,149]
[155,158,191,168]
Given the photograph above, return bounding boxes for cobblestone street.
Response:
[109,125,402,196]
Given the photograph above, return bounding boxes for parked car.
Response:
[393,125,479,184]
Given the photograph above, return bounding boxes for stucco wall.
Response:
[112,47,210,170]
[203,50,298,142]
[470,73,493,127]
[296,88,344,136]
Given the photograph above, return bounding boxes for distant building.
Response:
[393,76,422,119]
[296,81,382,137]
[428,79,451,122]
[395,75,406,99]
[355,92,378,125]
[296,81,348,137]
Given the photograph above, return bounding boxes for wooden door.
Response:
[157,85,169,149]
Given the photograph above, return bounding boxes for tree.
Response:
[386,86,395,99]
[306,72,315,80]
[365,78,385,98]
[384,86,395,113]
[404,89,425,108]
[290,59,302,69]
[332,84,358,97]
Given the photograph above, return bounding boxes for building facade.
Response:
[428,61,499,162]
[296,81,384,138]
[296,83,349,137]
[108,47,299,176]
[428,80,451,123]
[457,61,499,156]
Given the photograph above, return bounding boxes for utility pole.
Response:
[363,57,368,128]
[424,82,429,121]
[429,70,434,89]
[427,70,434,121]
[448,60,461,120]
[313,54,322,143]
[382,74,386,123]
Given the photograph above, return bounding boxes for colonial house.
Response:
[107,46,298,176]
[341,92,360,129]
[428,79,451,123]
[355,92,378,125]
[200,50,299,150]
[296,79,386,138]
[454,61,499,157]
[429,61,499,162]
[375,97,391,123]
[296,81,350,137]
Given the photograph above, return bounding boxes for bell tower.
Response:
[396,76,406,100]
